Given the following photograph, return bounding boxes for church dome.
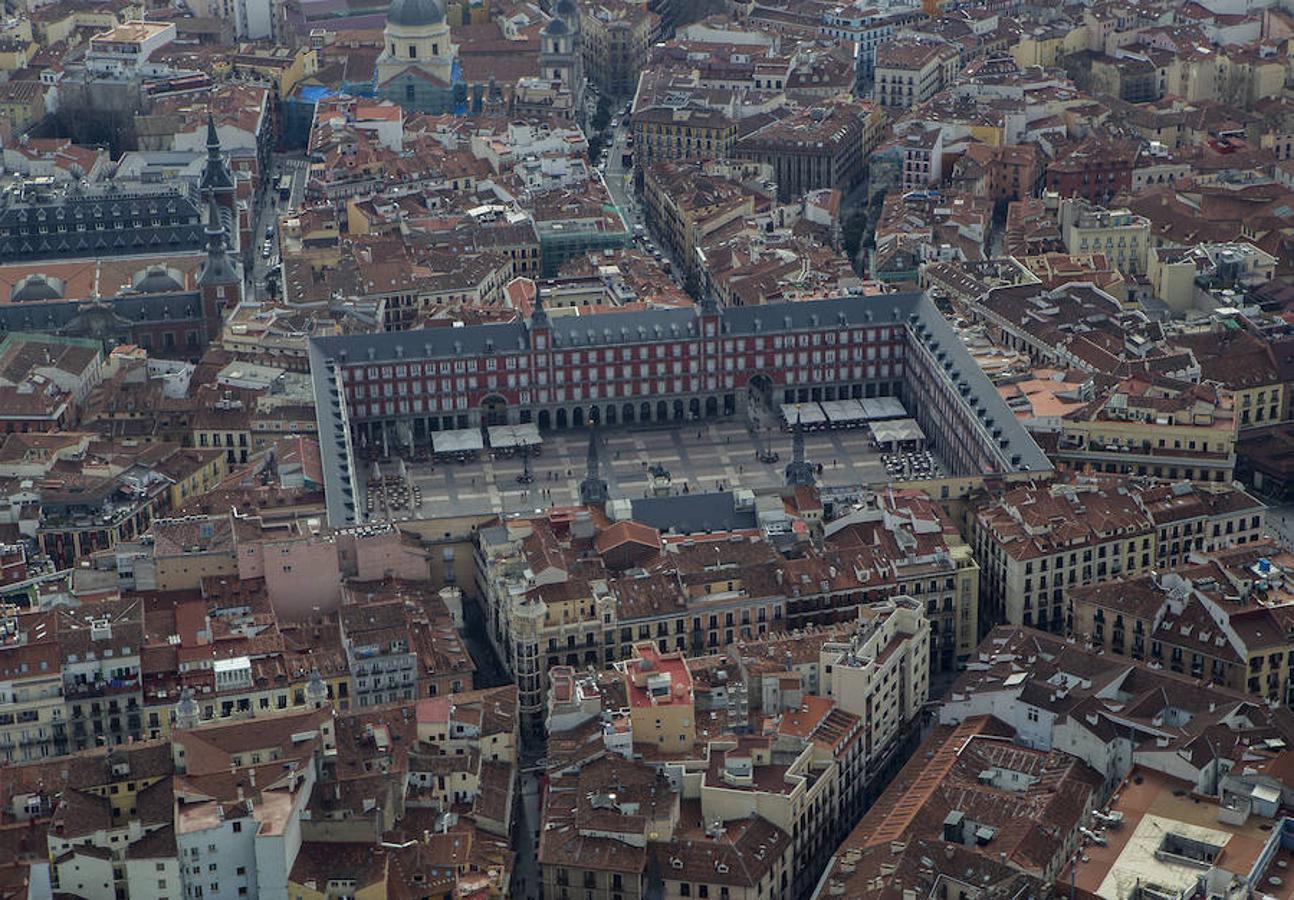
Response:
[132,265,185,295]
[388,0,445,27]
[11,273,63,303]
[555,0,577,17]
[543,15,569,35]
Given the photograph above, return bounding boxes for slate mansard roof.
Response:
[0,184,206,263]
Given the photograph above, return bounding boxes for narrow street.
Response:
[600,119,689,290]
[247,153,309,301]
[460,592,510,690]
[459,590,544,900]
[603,118,633,215]
[513,768,542,900]
[457,594,540,897]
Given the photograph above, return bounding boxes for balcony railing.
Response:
[64,678,140,699]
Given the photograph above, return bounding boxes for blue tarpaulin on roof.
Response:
[298,85,335,104]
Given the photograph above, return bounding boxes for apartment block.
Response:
[1044,134,1141,204]
[542,603,930,900]
[624,642,695,752]
[1170,327,1286,433]
[734,99,880,202]
[816,490,977,671]
[642,161,757,284]
[408,685,519,838]
[139,577,346,739]
[1003,370,1241,484]
[0,607,66,763]
[941,626,1294,793]
[171,707,332,900]
[822,599,929,770]
[541,674,854,900]
[818,636,1294,900]
[338,581,475,709]
[629,98,737,167]
[873,39,960,109]
[818,715,1101,893]
[1071,541,1294,703]
[972,474,1264,632]
[475,504,792,741]
[58,597,146,754]
[0,680,520,897]
[1059,198,1151,274]
[581,0,657,97]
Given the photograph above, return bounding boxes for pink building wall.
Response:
[342,529,429,583]
[234,526,429,622]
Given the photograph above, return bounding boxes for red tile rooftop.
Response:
[777,695,834,740]
[416,696,451,725]
[625,644,692,709]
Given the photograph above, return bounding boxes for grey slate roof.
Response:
[309,340,361,527]
[0,292,204,334]
[629,492,757,535]
[310,295,933,365]
[0,184,206,262]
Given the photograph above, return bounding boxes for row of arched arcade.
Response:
[346,375,909,448]
[536,394,736,430]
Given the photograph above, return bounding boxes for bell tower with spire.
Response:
[530,285,551,349]
[200,112,236,219]
[698,288,721,337]
[198,195,243,331]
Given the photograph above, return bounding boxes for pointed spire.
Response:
[200,109,235,194]
[579,425,608,506]
[700,288,719,317]
[199,195,239,287]
[531,284,550,331]
[204,194,226,254]
[784,408,815,487]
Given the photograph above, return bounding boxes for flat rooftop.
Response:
[91,21,174,43]
[1069,767,1281,900]
[626,645,692,709]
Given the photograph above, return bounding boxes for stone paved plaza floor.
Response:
[361,417,890,520]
